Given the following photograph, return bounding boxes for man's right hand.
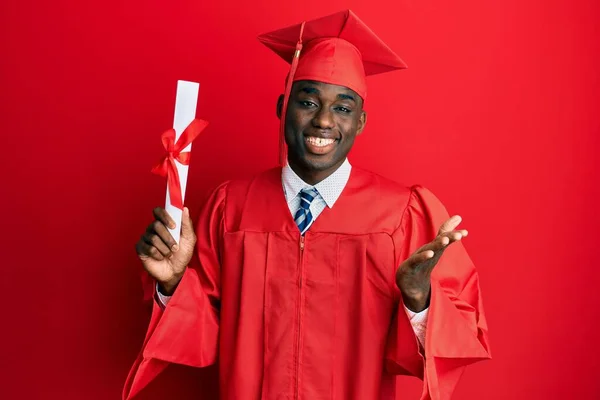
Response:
[135,207,197,295]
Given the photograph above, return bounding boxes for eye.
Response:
[299,100,317,108]
[335,106,352,114]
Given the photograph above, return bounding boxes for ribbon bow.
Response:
[151,118,208,209]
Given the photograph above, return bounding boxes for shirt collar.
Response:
[282,159,352,208]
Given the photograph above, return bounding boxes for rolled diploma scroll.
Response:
[165,80,199,244]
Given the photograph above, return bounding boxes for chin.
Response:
[300,154,338,171]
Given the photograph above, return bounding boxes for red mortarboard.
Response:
[258,10,407,165]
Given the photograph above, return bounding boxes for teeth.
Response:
[306,137,335,147]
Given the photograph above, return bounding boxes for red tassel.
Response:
[278,22,306,166]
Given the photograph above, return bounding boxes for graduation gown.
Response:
[123,167,490,400]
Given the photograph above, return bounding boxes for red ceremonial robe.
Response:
[123,167,490,400]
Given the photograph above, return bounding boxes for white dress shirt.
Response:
[158,159,429,347]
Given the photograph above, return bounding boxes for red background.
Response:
[1,0,599,399]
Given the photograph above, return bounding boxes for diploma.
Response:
[166,80,199,243]
[151,80,208,243]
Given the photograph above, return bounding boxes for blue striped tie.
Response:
[294,188,318,235]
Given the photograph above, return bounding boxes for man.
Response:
[123,10,490,400]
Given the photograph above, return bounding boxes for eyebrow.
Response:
[301,87,320,95]
[337,93,356,103]
[300,87,356,103]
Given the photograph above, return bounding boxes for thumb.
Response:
[181,207,195,238]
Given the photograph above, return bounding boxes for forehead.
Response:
[292,80,360,99]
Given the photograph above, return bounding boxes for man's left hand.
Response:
[395,215,468,312]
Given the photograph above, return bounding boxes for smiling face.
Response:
[278,80,367,184]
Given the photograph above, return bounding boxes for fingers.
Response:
[419,234,451,254]
[142,228,172,257]
[136,210,179,260]
[405,227,469,267]
[153,207,176,230]
[415,249,435,263]
[147,219,177,249]
[400,217,470,274]
[437,215,468,245]
[439,229,468,243]
[438,215,462,235]
[448,229,469,242]
[136,240,165,261]
[402,249,435,269]
[181,207,195,239]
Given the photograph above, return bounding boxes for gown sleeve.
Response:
[122,182,228,400]
[385,185,491,400]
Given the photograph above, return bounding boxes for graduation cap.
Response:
[258,9,407,165]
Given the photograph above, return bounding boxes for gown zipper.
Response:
[295,235,306,399]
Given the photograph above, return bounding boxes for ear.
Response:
[276,94,284,119]
[356,110,367,136]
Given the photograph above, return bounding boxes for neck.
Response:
[288,158,345,186]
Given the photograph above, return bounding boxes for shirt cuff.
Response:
[155,283,172,307]
[404,306,428,348]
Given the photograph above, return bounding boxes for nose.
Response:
[312,107,335,129]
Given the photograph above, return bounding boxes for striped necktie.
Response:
[294,187,319,235]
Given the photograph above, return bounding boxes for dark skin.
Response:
[136,80,468,312]
[276,80,367,185]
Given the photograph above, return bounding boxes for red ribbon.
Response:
[151,118,208,209]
